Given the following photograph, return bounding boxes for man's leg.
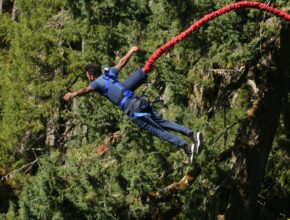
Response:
[150,109,203,155]
[151,110,193,136]
[131,115,187,148]
[133,115,200,163]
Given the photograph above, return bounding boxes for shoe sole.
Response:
[195,132,203,154]
[189,143,194,164]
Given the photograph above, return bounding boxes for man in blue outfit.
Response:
[64,46,202,163]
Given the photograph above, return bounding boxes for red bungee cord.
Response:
[142,1,290,74]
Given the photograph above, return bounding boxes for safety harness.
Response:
[102,67,133,110]
[102,67,150,118]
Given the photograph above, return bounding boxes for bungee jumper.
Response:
[64,46,203,164]
[64,1,290,163]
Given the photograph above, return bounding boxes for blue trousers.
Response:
[124,96,193,147]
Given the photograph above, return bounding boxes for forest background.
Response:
[0,0,289,219]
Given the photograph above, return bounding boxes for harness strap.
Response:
[129,112,151,118]
[118,89,133,109]
[102,67,133,110]
[103,67,110,97]
[125,98,151,118]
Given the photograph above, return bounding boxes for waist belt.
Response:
[118,89,133,109]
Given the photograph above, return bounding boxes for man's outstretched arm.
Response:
[64,86,94,101]
[115,46,139,71]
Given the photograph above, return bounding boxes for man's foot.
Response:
[184,143,195,164]
[190,132,203,155]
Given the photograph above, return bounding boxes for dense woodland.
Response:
[0,0,289,219]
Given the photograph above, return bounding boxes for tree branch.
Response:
[1,159,38,181]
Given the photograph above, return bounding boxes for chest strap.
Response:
[102,67,133,110]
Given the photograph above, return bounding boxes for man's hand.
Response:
[63,87,94,101]
[116,45,140,70]
[130,46,139,52]
[64,92,77,101]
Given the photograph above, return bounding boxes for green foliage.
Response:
[0,0,290,219]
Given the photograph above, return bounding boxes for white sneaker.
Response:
[184,143,195,164]
[190,132,203,155]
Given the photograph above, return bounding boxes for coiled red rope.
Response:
[142,1,290,74]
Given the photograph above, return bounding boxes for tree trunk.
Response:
[225,24,290,220]
[11,0,17,20]
[0,0,3,13]
[284,23,290,141]
[284,99,290,140]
